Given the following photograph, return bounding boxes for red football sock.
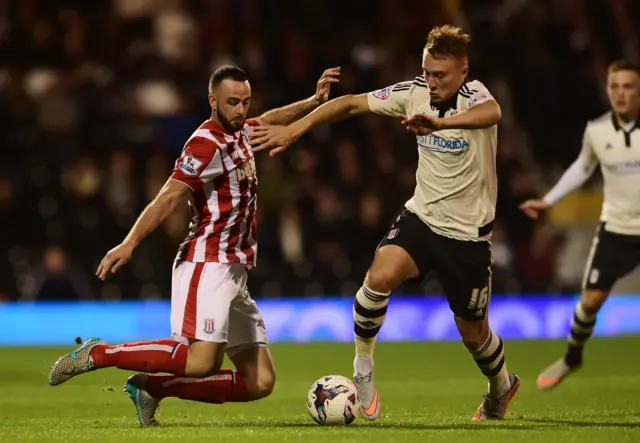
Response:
[144,369,250,403]
[90,339,188,376]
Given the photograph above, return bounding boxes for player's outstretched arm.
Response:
[96,178,189,280]
[250,93,370,156]
[520,123,598,219]
[401,100,502,135]
[255,67,341,126]
[519,158,597,220]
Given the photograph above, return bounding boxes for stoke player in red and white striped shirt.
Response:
[171,117,259,266]
[48,65,341,425]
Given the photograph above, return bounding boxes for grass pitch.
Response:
[1,338,639,442]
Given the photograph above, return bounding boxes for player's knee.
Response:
[366,271,393,293]
[462,337,485,352]
[460,325,489,349]
[580,290,607,315]
[244,370,276,400]
[367,246,419,293]
[365,266,401,294]
[455,316,489,350]
[253,372,276,400]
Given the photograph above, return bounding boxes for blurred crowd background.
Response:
[1,0,640,301]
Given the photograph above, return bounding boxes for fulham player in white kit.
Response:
[251,26,520,421]
[48,65,340,425]
[520,60,640,389]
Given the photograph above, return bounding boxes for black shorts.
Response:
[378,210,492,321]
[583,223,640,292]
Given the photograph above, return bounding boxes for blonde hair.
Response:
[424,25,471,60]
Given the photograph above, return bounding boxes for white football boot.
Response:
[48,337,106,386]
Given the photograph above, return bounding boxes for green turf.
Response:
[1,339,639,442]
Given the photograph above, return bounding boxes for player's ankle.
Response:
[564,354,582,368]
[354,355,374,374]
[89,345,107,367]
[488,368,511,398]
[565,343,584,367]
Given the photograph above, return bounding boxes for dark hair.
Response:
[209,65,249,93]
[424,25,471,60]
[608,59,640,77]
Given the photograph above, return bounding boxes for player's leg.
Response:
[126,347,273,426]
[141,289,274,403]
[537,226,635,390]
[536,289,606,390]
[353,211,426,420]
[225,291,275,400]
[124,269,272,426]
[48,261,231,386]
[121,337,228,426]
[125,346,261,424]
[565,289,607,365]
[355,245,419,372]
[456,315,519,420]
[434,234,519,420]
[227,345,275,400]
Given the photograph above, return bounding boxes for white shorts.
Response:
[170,261,268,352]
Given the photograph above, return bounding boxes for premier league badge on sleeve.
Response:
[373,86,392,100]
[179,155,203,176]
[468,91,488,107]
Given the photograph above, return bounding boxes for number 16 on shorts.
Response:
[468,286,490,314]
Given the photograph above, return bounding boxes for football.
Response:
[306,375,360,425]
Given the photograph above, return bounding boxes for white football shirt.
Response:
[367,76,498,241]
[578,112,640,235]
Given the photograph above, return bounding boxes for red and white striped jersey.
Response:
[170,118,259,267]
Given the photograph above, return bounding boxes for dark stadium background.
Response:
[1,0,639,302]
[2,2,640,442]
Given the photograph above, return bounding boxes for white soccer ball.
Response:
[307,375,360,425]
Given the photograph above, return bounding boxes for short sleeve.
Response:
[578,123,599,171]
[171,136,223,191]
[367,82,411,117]
[464,81,496,109]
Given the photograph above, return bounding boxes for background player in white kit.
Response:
[520,60,640,390]
[48,65,340,425]
[251,25,520,421]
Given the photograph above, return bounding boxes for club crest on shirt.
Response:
[179,155,203,176]
[373,86,391,100]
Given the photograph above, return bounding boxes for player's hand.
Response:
[96,242,135,281]
[314,67,341,104]
[519,199,551,220]
[250,125,300,157]
[400,114,444,135]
